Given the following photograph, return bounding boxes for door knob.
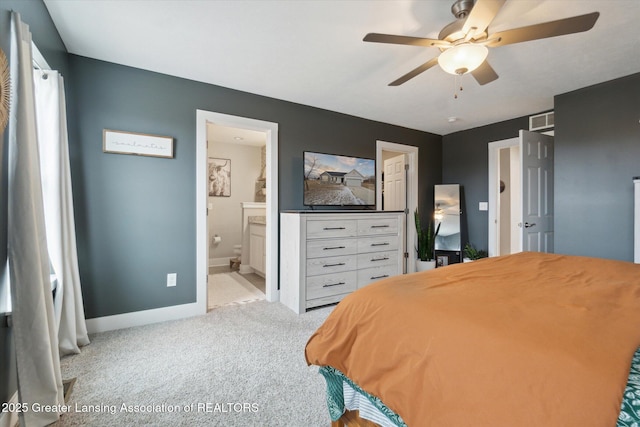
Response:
[524,222,536,228]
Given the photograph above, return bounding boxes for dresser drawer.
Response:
[307,238,358,259]
[357,265,399,288]
[306,292,351,310]
[357,251,398,269]
[357,217,398,236]
[307,220,357,239]
[357,235,399,254]
[306,271,357,300]
[306,254,357,276]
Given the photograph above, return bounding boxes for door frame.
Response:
[196,110,279,314]
[488,137,519,257]
[376,140,418,273]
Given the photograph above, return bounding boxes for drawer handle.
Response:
[371,257,390,262]
[323,246,346,250]
[370,274,389,280]
[323,262,346,268]
[323,227,346,230]
[371,242,390,247]
[371,225,389,228]
[322,282,345,288]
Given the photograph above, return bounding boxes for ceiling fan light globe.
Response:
[438,44,489,75]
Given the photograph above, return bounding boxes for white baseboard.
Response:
[209,257,234,267]
[239,264,253,275]
[86,302,203,334]
[266,289,280,303]
[0,391,19,427]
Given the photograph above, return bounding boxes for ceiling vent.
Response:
[529,111,554,131]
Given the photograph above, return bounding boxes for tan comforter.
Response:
[305,252,640,426]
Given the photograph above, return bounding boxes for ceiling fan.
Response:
[363,0,599,86]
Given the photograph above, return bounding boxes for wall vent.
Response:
[529,111,554,131]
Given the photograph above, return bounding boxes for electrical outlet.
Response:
[167,273,177,287]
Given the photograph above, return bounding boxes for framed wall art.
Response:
[103,129,174,158]
[208,158,231,197]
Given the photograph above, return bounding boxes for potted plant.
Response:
[463,243,488,262]
[415,209,440,272]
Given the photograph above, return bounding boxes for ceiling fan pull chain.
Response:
[454,74,458,99]
[453,74,464,99]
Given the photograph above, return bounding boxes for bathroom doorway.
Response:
[206,124,267,310]
[196,111,279,315]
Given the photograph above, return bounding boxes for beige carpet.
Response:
[208,272,265,309]
[56,301,334,426]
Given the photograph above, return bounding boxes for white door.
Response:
[383,154,406,211]
[377,141,418,274]
[520,130,554,252]
[488,131,554,256]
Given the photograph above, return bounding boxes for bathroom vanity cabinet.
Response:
[248,216,266,276]
[249,222,266,276]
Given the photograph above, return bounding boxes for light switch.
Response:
[479,202,488,211]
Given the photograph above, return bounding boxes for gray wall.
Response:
[442,116,529,251]
[0,0,70,407]
[69,55,442,319]
[555,73,640,261]
[442,71,640,261]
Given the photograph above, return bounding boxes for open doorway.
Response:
[196,111,279,316]
[206,124,267,310]
[376,141,418,273]
[488,138,521,256]
[488,130,554,257]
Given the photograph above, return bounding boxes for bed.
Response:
[305,252,640,426]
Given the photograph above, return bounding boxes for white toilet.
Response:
[230,244,242,270]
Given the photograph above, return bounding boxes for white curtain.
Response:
[7,12,64,426]
[33,69,90,355]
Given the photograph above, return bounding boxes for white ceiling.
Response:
[43,0,640,136]
[207,123,266,147]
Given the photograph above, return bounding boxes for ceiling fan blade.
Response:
[389,57,439,86]
[471,60,499,85]
[364,33,451,48]
[486,12,599,47]
[462,0,506,38]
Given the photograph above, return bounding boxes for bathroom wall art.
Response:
[208,157,231,197]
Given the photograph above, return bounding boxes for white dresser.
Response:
[280,211,404,314]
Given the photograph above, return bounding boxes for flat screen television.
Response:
[303,151,376,207]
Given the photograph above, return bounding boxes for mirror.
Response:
[434,184,461,265]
